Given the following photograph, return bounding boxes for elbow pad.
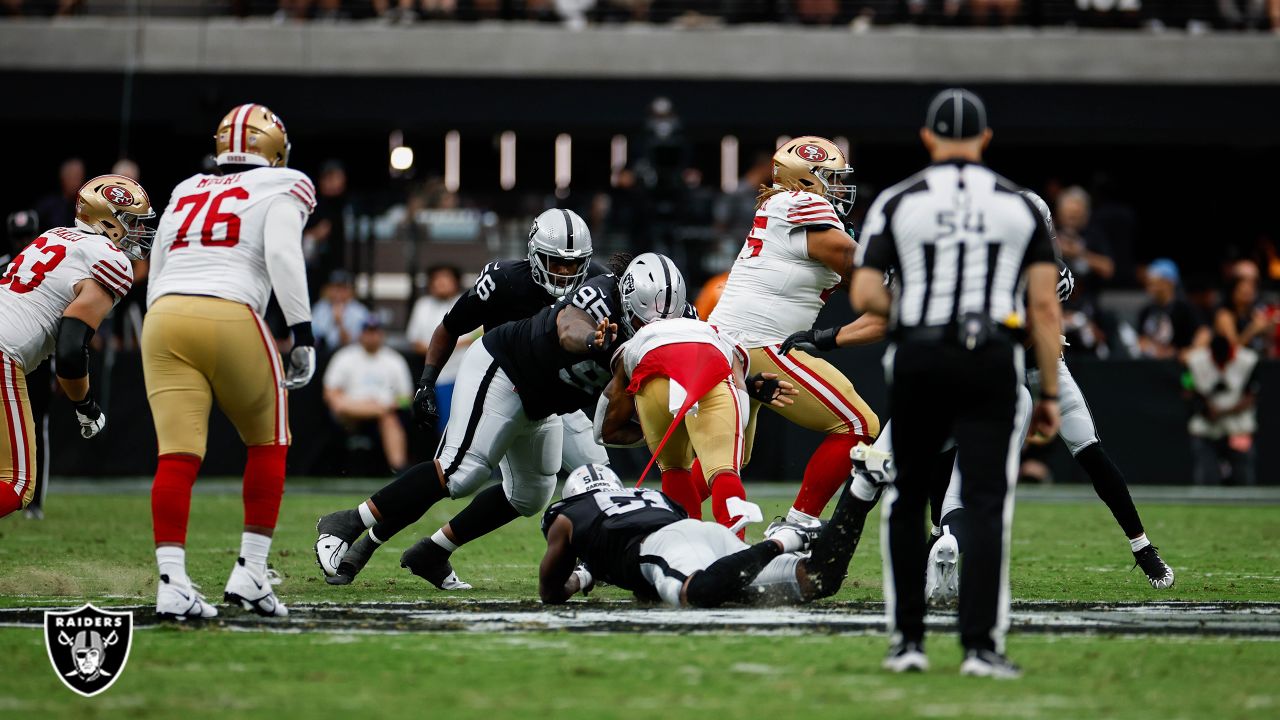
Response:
[55,317,95,380]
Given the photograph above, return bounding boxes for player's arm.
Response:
[806,226,857,282]
[539,515,585,604]
[262,197,316,390]
[557,305,616,354]
[599,364,643,445]
[1024,199,1063,443]
[780,313,889,356]
[57,279,116,438]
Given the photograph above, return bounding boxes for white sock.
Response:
[240,532,273,575]
[367,527,384,545]
[786,508,819,524]
[156,547,189,586]
[357,502,377,528]
[431,528,459,553]
[851,474,879,502]
[1130,533,1151,553]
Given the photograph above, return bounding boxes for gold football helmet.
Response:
[772,136,856,218]
[215,103,291,168]
[75,174,156,259]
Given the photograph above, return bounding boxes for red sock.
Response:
[710,471,747,539]
[690,458,711,503]
[244,445,288,529]
[792,434,863,517]
[0,484,21,519]
[152,454,201,544]
[661,468,702,519]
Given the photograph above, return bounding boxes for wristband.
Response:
[813,326,839,351]
[289,322,315,348]
[72,394,97,411]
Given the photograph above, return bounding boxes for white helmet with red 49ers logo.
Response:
[772,136,856,219]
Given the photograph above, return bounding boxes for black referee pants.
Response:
[884,338,1023,653]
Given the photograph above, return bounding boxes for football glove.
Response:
[572,564,595,597]
[412,366,441,430]
[283,345,316,390]
[780,326,838,356]
[72,395,106,439]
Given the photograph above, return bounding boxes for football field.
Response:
[1,481,1278,719]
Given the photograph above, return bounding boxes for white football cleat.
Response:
[926,533,960,607]
[315,510,365,578]
[224,558,289,617]
[851,442,895,485]
[156,575,218,621]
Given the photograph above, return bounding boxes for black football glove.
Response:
[72,395,106,439]
[745,373,784,405]
[780,326,838,356]
[412,366,441,431]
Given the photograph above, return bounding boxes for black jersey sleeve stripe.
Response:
[442,360,501,480]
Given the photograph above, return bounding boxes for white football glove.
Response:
[72,396,106,439]
[283,345,316,390]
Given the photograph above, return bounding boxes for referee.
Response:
[852,89,1062,678]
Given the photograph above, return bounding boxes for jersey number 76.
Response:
[171,188,249,250]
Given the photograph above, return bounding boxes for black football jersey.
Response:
[482,273,627,421]
[542,488,686,591]
[441,259,608,337]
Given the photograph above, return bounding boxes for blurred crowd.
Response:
[4,0,1279,32]
[11,142,1273,483]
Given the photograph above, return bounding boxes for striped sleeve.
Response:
[91,259,133,298]
[289,176,317,214]
[783,195,842,228]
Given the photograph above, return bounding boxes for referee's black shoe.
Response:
[882,641,929,673]
[960,649,1022,679]
[1133,545,1175,590]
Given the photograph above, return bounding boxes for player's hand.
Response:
[1027,399,1060,445]
[412,381,440,431]
[73,396,106,439]
[780,327,838,356]
[283,345,316,390]
[746,373,799,407]
[590,317,618,350]
[572,564,595,597]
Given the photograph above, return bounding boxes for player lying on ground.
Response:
[0,175,152,519]
[315,252,692,590]
[317,209,609,586]
[595,312,800,532]
[707,135,883,527]
[786,190,1174,591]
[539,465,872,607]
[144,104,318,619]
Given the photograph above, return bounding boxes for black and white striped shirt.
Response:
[856,160,1057,331]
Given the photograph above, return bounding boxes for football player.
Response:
[315,252,690,590]
[539,464,870,608]
[595,270,799,529]
[144,104,317,619]
[315,210,608,585]
[708,136,883,526]
[0,176,151,519]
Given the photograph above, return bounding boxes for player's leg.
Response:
[753,346,880,523]
[634,376,700,517]
[21,358,51,519]
[1056,360,1173,588]
[0,355,37,519]
[682,377,750,531]
[683,522,802,608]
[402,415,562,590]
[207,304,293,617]
[637,520,723,607]
[140,297,218,619]
[559,409,609,471]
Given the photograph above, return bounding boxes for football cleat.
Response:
[960,649,1022,679]
[315,509,366,577]
[1133,545,1174,590]
[926,533,960,607]
[764,520,819,554]
[851,443,895,485]
[882,641,928,673]
[224,558,289,617]
[22,506,44,520]
[156,575,218,621]
[400,538,473,591]
[326,534,380,586]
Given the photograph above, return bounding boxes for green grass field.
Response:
[1,487,1278,719]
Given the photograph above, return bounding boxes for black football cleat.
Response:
[1133,545,1174,590]
[400,538,472,590]
[315,509,366,578]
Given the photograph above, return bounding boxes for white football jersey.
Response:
[620,317,743,377]
[0,227,133,370]
[147,166,315,315]
[708,190,844,347]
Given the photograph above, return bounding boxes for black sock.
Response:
[368,461,449,540]
[939,508,967,551]
[684,541,783,608]
[446,484,521,546]
[806,484,876,599]
[1075,443,1144,539]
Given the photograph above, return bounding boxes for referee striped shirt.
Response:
[855,160,1057,331]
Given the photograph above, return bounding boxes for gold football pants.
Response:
[0,354,36,507]
[634,376,746,478]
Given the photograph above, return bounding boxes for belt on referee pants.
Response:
[893,319,1022,347]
